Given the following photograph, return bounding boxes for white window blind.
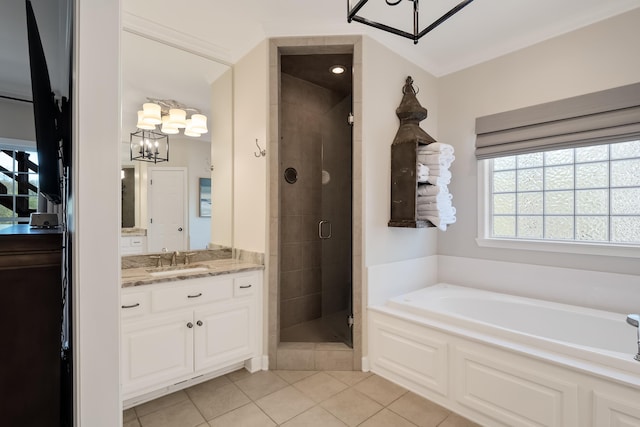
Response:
[475,83,640,159]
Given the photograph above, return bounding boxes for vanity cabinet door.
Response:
[193,299,255,372]
[121,310,194,398]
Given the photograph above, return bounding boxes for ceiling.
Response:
[122,0,640,77]
[2,0,640,140]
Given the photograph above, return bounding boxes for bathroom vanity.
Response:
[120,259,264,406]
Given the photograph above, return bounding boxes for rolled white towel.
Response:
[417,206,457,216]
[427,175,451,186]
[417,163,429,176]
[429,169,452,181]
[417,214,456,231]
[416,202,454,214]
[417,142,455,156]
[427,165,450,175]
[417,184,448,197]
[417,153,455,168]
[417,193,453,203]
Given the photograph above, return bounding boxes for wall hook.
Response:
[254,139,266,157]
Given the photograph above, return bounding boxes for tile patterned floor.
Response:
[123,370,482,427]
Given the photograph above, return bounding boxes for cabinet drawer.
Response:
[234,275,257,297]
[151,278,233,312]
[121,291,150,318]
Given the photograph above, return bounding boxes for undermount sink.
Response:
[147,265,210,277]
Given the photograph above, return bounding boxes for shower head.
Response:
[628,314,640,327]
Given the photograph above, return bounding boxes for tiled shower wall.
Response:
[279,72,352,332]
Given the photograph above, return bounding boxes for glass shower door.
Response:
[319,95,353,347]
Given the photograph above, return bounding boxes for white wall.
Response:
[361,37,439,268]
[233,40,268,254]
[437,8,640,276]
[120,138,212,249]
[211,68,233,248]
[74,0,121,425]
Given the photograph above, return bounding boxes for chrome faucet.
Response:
[171,251,180,266]
[627,314,640,362]
[184,252,196,265]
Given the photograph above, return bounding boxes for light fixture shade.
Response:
[136,110,156,130]
[183,119,202,137]
[168,108,187,128]
[142,102,162,125]
[190,114,208,134]
[161,116,179,134]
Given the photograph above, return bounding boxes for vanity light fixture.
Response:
[131,98,208,163]
[134,98,208,137]
[347,0,475,44]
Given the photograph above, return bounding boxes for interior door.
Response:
[147,168,188,252]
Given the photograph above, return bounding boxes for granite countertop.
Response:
[121,258,264,288]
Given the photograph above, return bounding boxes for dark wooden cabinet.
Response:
[0,225,62,427]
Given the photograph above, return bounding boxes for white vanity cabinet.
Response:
[121,270,263,402]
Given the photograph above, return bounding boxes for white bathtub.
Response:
[368,283,640,427]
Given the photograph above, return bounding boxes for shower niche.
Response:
[278,52,354,346]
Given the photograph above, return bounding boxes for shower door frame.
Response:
[267,36,363,370]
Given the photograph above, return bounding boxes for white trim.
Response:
[476,159,640,259]
[122,12,232,66]
[476,236,640,258]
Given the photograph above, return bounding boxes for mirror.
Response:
[121,30,232,253]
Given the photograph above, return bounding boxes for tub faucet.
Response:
[627,314,640,362]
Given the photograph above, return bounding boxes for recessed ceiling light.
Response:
[330,65,346,75]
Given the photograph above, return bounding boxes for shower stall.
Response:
[278,53,354,346]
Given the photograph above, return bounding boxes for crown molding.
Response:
[122,12,232,66]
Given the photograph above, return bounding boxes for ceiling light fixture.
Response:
[330,65,346,74]
[134,98,208,137]
[131,98,209,163]
[130,129,169,164]
[347,0,475,44]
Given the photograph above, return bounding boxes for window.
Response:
[0,149,40,225]
[475,83,640,256]
[489,140,640,245]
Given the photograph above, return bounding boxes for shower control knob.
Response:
[187,322,193,328]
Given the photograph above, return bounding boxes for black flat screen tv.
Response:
[25,0,71,205]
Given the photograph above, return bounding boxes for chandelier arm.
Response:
[350,15,416,41]
[386,0,402,5]
[416,0,474,40]
[347,0,369,22]
[413,0,419,43]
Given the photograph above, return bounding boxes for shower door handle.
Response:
[318,220,332,239]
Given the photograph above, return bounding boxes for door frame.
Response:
[267,36,363,370]
[147,167,189,252]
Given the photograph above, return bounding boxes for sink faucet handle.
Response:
[149,255,163,267]
[170,251,180,266]
[184,252,196,265]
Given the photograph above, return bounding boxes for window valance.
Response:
[475,82,640,159]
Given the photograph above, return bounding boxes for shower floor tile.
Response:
[280,311,349,343]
